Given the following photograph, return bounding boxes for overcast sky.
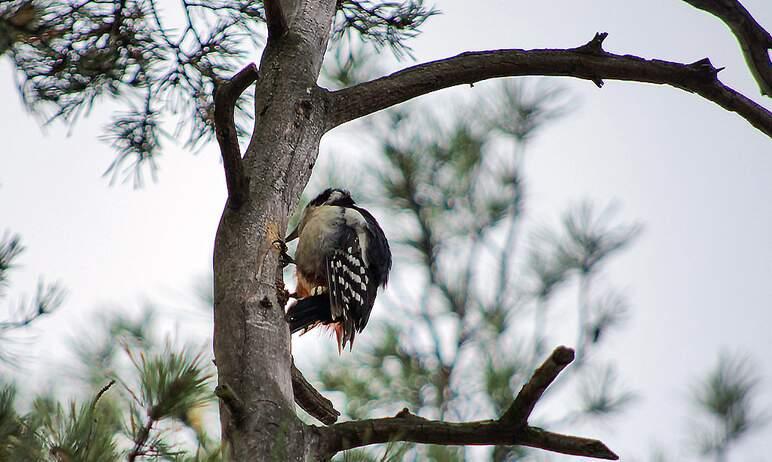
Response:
[1,0,771,460]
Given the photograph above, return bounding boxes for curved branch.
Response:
[327,33,772,138]
[292,361,340,425]
[213,63,258,209]
[319,346,618,460]
[682,0,772,97]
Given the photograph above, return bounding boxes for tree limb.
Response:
[682,0,772,97]
[500,345,574,427]
[213,63,258,209]
[326,33,772,138]
[292,360,340,425]
[319,346,618,460]
[264,0,289,39]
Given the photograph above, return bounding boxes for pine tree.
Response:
[314,79,639,461]
[1,0,770,460]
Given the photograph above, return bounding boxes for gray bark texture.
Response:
[210,1,770,460]
[212,0,334,459]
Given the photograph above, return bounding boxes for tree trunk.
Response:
[212,1,335,459]
[208,0,771,459]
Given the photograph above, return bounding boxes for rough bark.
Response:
[212,0,336,460]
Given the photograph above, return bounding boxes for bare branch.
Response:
[517,427,619,460]
[683,0,772,96]
[213,63,259,209]
[319,346,617,460]
[292,361,340,425]
[501,345,575,427]
[322,412,617,459]
[327,33,772,138]
[264,0,289,39]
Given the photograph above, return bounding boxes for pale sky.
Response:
[1,0,771,460]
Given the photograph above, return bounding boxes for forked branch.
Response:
[264,0,289,38]
[327,33,772,137]
[319,346,618,460]
[213,63,259,209]
[682,0,772,96]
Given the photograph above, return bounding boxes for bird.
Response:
[284,188,391,351]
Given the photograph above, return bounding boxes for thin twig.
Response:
[127,417,156,462]
[91,380,116,410]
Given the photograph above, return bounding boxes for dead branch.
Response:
[318,346,618,460]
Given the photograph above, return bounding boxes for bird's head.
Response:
[307,188,356,208]
[285,188,356,241]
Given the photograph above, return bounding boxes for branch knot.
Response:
[574,32,608,55]
[687,57,724,80]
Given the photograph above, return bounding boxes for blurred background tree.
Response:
[0,305,217,460]
[1,0,769,460]
[312,72,640,460]
[687,353,767,462]
[1,232,64,365]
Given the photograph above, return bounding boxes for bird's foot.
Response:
[272,239,295,267]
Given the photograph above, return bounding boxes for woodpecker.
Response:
[284,188,391,351]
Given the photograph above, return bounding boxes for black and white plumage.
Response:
[285,188,391,351]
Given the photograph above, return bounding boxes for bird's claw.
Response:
[272,239,295,267]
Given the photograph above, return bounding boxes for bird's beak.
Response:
[285,225,299,242]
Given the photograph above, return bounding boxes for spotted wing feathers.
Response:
[325,237,372,350]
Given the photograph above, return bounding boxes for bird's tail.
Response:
[286,294,332,334]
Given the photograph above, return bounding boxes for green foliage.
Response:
[70,307,156,387]
[315,79,639,460]
[1,306,219,461]
[333,1,439,59]
[337,440,413,462]
[36,395,122,462]
[576,365,636,418]
[0,384,46,461]
[690,353,767,461]
[0,232,64,365]
[0,233,24,294]
[0,381,121,461]
[0,0,439,183]
[549,202,641,276]
[483,79,571,143]
[132,347,212,421]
